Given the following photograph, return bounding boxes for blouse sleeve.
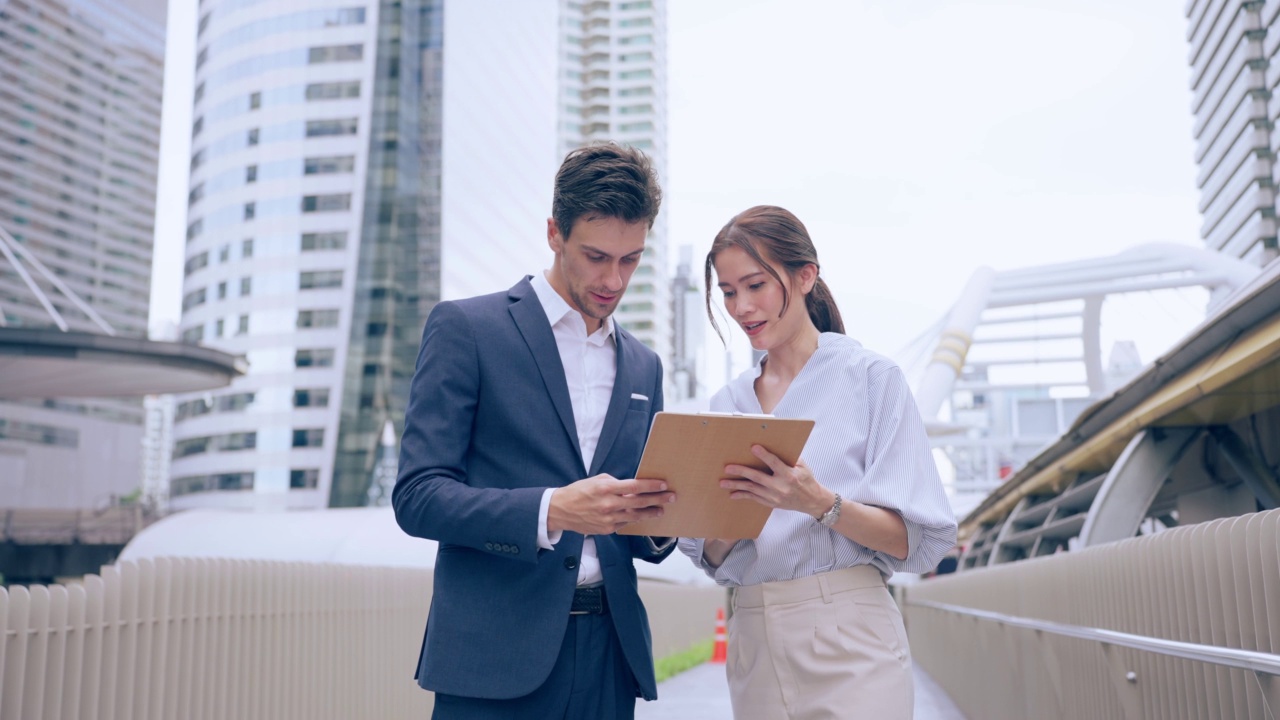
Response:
[852,364,957,574]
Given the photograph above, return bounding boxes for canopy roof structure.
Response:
[0,328,246,399]
[0,222,244,398]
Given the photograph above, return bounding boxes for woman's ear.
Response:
[798,263,818,294]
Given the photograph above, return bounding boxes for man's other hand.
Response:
[547,475,675,535]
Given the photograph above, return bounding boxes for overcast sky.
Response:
[152,0,1205,392]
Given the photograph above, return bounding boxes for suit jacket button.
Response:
[564,556,578,570]
[501,544,512,553]
[512,546,520,555]
[485,542,494,550]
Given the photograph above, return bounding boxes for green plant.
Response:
[654,638,714,683]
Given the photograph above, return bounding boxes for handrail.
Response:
[909,599,1280,676]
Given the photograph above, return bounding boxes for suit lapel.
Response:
[590,327,633,476]
[507,279,585,475]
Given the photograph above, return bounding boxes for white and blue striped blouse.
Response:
[678,333,957,585]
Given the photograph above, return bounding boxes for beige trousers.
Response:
[726,566,913,720]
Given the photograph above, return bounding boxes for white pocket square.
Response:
[630,393,649,401]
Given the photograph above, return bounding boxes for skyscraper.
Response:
[172,0,568,510]
[1186,0,1280,266]
[173,0,670,511]
[0,0,166,505]
[558,0,671,361]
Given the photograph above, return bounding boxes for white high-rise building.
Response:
[174,0,670,511]
[558,0,671,363]
[1185,0,1280,266]
[0,0,166,509]
[173,0,563,510]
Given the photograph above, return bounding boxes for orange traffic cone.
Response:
[710,607,728,664]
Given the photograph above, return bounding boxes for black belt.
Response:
[570,586,608,615]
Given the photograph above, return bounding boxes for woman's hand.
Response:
[721,445,835,519]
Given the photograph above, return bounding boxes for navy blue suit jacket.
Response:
[393,277,673,701]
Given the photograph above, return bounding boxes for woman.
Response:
[678,206,956,720]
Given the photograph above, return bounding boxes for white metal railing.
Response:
[911,599,1280,678]
[0,556,723,720]
[905,508,1280,720]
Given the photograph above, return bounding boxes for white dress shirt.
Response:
[531,271,615,586]
[679,333,957,585]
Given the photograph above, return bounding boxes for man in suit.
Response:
[393,143,677,719]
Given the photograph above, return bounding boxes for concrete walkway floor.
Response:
[635,661,966,720]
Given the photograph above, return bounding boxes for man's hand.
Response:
[548,475,675,535]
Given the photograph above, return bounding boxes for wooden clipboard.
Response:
[618,411,815,540]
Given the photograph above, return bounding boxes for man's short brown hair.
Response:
[552,142,662,240]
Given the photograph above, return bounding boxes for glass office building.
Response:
[174,0,669,510]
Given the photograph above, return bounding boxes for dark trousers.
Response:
[432,612,637,720]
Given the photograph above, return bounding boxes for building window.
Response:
[181,325,204,344]
[290,469,320,489]
[247,128,259,146]
[619,104,653,115]
[184,252,208,276]
[619,17,652,27]
[182,288,206,311]
[249,91,261,109]
[297,309,340,329]
[292,428,325,448]
[217,281,227,300]
[295,348,335,367]
[308,44,363,63]
[188,183,204,206]
[215,318,224,337]
[218,432,256,451]
[293,388,330,408]
[306,118,358,137]
[240,277,252,296]
[304,155,356,175]
[0,419,79,448]
[301,232,348,251]
[219,244,230,262]
[619,69,653,80]
[244,202,256,220]
[242,238,254,258]
[171,472,254,497]
[302,193,352,213]
[618,86,652,97]
[246,165,258,183]
[173,436,210,458]
[619,52,653,62]
[366,322,387,337]
[299,270,343,290]
[237,314,249,334]
[619,121,653,133]
[175,392,255,422]
[306,81,361,100]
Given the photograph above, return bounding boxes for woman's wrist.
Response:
[810,487,838,520]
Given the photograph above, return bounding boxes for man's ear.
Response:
[547,218,564,253]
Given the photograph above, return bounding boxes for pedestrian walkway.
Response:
[636,661,967,719]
